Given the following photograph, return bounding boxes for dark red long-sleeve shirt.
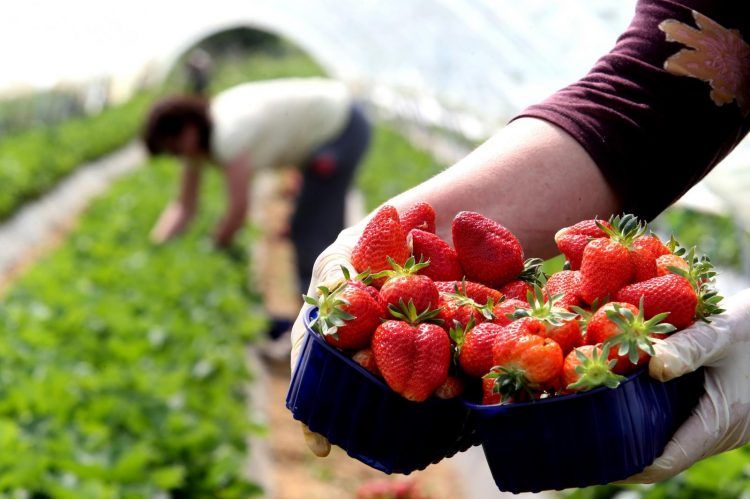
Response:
[516,0,750,220]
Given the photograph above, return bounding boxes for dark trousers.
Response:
[290,104,371,295]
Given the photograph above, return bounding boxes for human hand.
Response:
[623,288,750,483]
[150,202,192,244]
[289,225,363,457]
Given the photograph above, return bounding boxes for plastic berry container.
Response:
[462,366,704,493]
[286,307,478,474]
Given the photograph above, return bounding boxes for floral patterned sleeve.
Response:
[515,0,750,220]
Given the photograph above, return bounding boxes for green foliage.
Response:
[0,94,151,220]
[0,159,264,497]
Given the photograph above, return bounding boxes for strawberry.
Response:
[487,321,563,401]
[452,211,524,288]
[498,258,544,302]
[554,219,611,270]
[512,285,582,355]
[454,321,506,378]
[544,270,582,310]
[631,234,671,282]
[614,274,698,330]
[563,345,625,392]
[353,348,381,377]
[372,303,450,402]
[490,298,529,326]
[437,288,494,330]
[481,377,501,405]
[400,201,436,234]
[656,253,689,276]
[586,300,675,374]
[579,214,646,304]
[375,257,440,313]
[304,268,386,350]
[352,205,410,286]
[434,375,465,399]
[409,229,463,281]
[434,280,503,305]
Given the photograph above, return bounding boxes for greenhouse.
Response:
[1,1,750,498]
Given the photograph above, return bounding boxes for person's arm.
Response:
[151,161,202,244]
[213,155,252,247]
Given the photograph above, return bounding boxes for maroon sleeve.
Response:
[515,0,750,220]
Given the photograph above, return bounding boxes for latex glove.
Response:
[624,288,750,483]
[289,225,362,457]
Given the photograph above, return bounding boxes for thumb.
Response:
[302,423,331,457]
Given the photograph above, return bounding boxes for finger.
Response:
[302,424,331,457]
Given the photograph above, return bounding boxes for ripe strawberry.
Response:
[409,229,462,281]
[498,258,544,302]
[437,288,494,330]
[434,280,503,305]
[487,322,563,401]
[400,201,436,233]
[512,285,582,355]
[435,375,465,399]
[563,345,625,392]
[656,253,689,276]
[481,377,501,405]
[304,269,386,350]
[375,257,439,312]
[352,205,410,286]
[579,215,646,304]
[614,274,697,330]
[452,211,524,288]
[353,348,381,377]
[372,303,450,402]
[555,219,611,270]
[490,298,530,326]
[544,270,582,309]
[586,300,675,374]
[631,234,671,282]
[454,321,506,377]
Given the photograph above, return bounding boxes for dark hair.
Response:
[142,95,212,156]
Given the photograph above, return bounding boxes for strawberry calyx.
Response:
[603,297,676,365]
[517,258,545,285]
[567,347,625,391]
[597,214,647,249]
[484,366,535,403]
[449,317,475,360]
[667,246,724,322]
[371,256,430,281]
[445,280,496,320]
[571,298,604,337]
[513,284,577,330]
[387,299,442,325]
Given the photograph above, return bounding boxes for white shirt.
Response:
[210,78,351,170]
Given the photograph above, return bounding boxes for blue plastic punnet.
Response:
[286,307,477,474]
[464,366,704,493]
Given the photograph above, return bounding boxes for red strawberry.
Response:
[409,229,462,281]
[452,211,524,288]
[563,345,624,392]
[353,348,381,377]
[376,257,439,312]
[455,322,506,377]
[435,280,503,305]
[498,258,544,302]
[400,202,436,233]
[586,300,675,374]
[305,270,386,350]
[554,219,610,270]
[372,304,450,402]
[490,298,529,326]
[435,375,465,399]
[544,270,582,310]
[488,320,563,401]
[614,274,698,330]
[512,285,582,355]
[579,215,646,305]
[656,253,689,277]
[437,288,494,330]
[352,205,410,286]
[481,377,501,405]
[631,234,671,282]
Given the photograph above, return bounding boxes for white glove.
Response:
[289,225,362,457]
[624,288,750,483]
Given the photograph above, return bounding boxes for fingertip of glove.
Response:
[302,424,331,457]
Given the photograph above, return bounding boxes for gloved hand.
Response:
[624,287,750,483]
[289,225,363,457]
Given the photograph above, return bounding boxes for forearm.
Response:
[360,118,621,258]
[213,211,245,247]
